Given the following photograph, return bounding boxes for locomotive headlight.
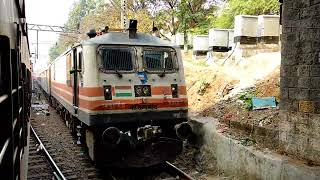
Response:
[103,85,112,100]
[171,84,178,98]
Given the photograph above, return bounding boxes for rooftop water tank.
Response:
[257,15,280,44]
[234,15,258,44]
[209,29,229,52]
[175,33,185,46]
[193,35,209,52]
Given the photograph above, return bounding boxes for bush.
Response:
[197,80,211,96]
[238,91,255,110]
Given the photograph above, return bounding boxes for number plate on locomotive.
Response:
[131,104,158,110]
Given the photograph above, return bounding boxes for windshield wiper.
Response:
[159,58,167,77]
[159,69,166,77]
[114,69,123,78]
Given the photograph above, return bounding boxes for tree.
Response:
[149,0,219,35]
[48,45,60,61]
[177,0,218,34]
[213,0,280,29]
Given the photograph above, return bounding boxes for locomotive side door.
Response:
[71,48,80,114]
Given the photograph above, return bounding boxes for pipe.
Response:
[175,122,192,139]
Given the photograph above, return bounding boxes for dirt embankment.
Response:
[183,51,281,150]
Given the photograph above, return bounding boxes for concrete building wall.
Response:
[280,0,320,164]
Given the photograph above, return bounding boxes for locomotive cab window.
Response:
[143,48,177,72]
[98,47,135,72]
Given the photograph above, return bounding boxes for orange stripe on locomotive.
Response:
[51,81,188,112]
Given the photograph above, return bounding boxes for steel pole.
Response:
[36,30,39,59]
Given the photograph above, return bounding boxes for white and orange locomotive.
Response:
[38,20,191,167]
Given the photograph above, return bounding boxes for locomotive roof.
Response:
[81,32,176,47]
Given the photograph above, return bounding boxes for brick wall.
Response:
[280,0,320,164]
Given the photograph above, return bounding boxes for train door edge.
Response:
[72,47,80,115]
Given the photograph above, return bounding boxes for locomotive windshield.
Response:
[143,48,177,72]
[99,47,134,71]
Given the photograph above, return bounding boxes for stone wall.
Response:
[280,0,320,164]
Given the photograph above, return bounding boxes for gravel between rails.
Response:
[30,100,102,180]
[30,86,196,180]
[28,135,54,180]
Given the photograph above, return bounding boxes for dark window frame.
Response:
[97,46,137,73]
[142,47,178,73]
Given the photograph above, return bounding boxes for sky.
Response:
[26,0,77,71]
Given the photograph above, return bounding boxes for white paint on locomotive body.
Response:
[82,45,99,87]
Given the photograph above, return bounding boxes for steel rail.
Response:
[30,125,67,180]
[165,161,195,180]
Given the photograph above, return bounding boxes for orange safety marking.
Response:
[152,86,172,95]
[51,81,187,97]
[52,87,188,111]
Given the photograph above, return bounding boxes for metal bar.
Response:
[30,125,67,180]
[165,161,195,180]
[36,30,38,59]
[13,118,17,130]
[0,94,8,104]
[27,24,81,34]
[12,89,17,94]
[0,139,10,164]
[13,147,18,165]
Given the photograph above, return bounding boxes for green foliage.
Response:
[176,0,218,35]
[238,91,255,110]
[213,0,280,29]
[48,45,60,61]
[240,137,256,146]
[48,0,280,57]
[195,60,209,67]
[197,80,211,96]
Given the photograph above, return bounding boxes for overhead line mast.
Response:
[121,0,127,29]
[27,23,80,60]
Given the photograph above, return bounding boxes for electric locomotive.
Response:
[39,20,191,167]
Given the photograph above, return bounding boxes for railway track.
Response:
[29,94,102,179]
[29,120,194,180]
[107,161,195,180]
[163,161,195,180]
[29,88,194,180]
[28,125,67,180]
[29,123,102,180]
